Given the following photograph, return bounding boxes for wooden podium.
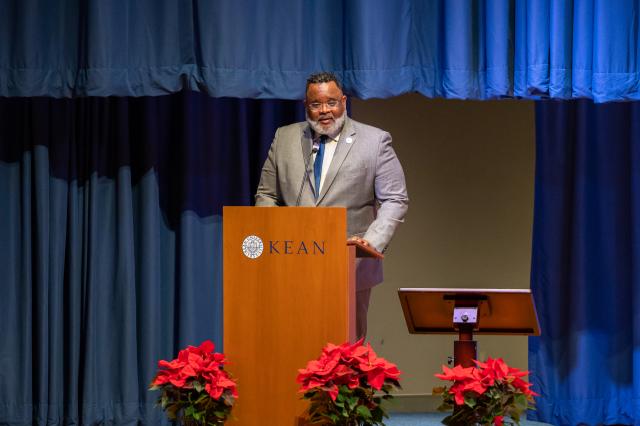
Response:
[223,206,381,425]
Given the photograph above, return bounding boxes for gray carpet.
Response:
[386,413,552,425]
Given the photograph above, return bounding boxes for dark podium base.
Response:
[454,339,477,367]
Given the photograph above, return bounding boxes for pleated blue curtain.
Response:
[0,93,304,425]
[529,99,640,425]
[2,0,639,102]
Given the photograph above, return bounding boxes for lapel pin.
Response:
[346,137,353,144]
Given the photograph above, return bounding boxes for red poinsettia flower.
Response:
[150,340,237,424]
[356,344,402,390]
[203,371,238,399]
[447,382,468,405]
[152,340,230,390]
[298,339,402,425]
[434,358,537,426]
[511,376,539,397]
[435,364,476,382]
[151,340,237,395]
[297,339,401,401]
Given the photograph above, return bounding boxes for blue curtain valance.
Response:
[2,0,639,102]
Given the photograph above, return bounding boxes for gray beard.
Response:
[306,110,346,138]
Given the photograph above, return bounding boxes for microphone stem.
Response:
[295,142,319,206]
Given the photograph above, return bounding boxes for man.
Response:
[255,72,408,338]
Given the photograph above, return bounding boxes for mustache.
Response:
[306,110,346,137]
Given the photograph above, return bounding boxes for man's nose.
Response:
[319,103,330,112]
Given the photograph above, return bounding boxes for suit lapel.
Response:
[316,118,356,205]
[300,125,317,196]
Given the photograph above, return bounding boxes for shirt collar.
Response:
[315,132,340,143]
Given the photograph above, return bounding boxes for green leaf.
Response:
[193,381,204,393]
[432,386,446,395]
[464,394,477,408]
[437,402,453,412]
[441,414,455,425]
[356,404,373,419]
[222,393,236,406]
[347,396,358,410]
[166,404,179,420]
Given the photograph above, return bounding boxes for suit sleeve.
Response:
[254,129,281,206]
[363,132,409,252]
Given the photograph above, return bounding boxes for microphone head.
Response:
[312,141,320,154]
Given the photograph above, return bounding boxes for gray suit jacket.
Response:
[255,117,409,289]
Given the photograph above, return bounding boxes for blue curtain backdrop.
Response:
[0,93,303,425]
[529,100,640,425]
[2,0,639,102]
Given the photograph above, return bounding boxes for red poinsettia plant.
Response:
[296,339,401,425]
[433,357,537,426]
[149,340,238,425]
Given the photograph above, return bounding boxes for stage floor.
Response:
[387,413,552,425]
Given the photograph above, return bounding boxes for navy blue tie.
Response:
[313,136,326,199]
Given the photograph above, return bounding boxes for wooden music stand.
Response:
[397,288,540,367]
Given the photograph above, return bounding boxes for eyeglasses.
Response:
[307,100,341,111]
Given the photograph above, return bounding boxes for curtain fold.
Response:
[0,93,304,425]
[529,99,640,425]
[2,0,639,102]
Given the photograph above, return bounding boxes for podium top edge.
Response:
[223,206,347,210]
[398,288,532,294]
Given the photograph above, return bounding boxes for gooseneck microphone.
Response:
[295,140,320,206]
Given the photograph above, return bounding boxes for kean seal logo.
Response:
[242,235,264,259]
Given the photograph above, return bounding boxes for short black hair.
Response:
[306,72,343,93]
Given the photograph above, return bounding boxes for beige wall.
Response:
[351,95,535,396]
